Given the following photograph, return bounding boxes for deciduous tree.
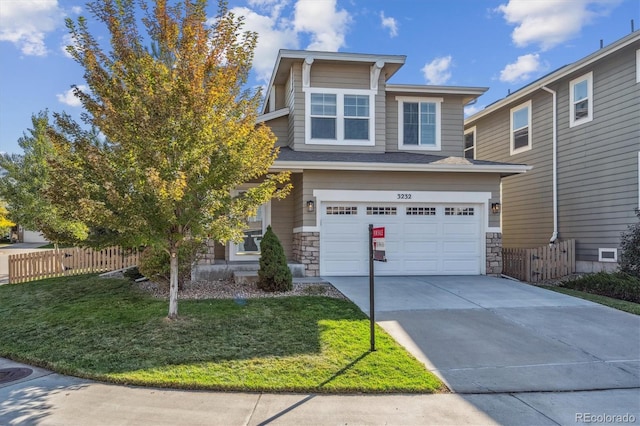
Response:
[48,0,290,319]
[0,111,88,245]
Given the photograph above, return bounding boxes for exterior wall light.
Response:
[307,200,315,213]
[491,202,501,214]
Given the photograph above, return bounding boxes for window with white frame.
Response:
[464,127,475,159]
[510,101,532,155]
[569,72,593,127]
[306,89,374,145]
[396,96,442,150]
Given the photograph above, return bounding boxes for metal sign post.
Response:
[368,224,376,352]
[368,225,386,352]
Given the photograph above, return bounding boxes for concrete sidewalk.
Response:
[1,358,639,425]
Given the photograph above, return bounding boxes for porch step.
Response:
[233,270,259,285]
[193,263,306,281]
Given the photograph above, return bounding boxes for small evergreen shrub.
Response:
[561,272,640,303]
[138,240,204,290]
[257,226,292,292]
[619,209,640,279]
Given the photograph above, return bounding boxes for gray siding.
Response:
[291,173,304,229]
[555,45,640,261]
[289,61,386,153]
[474,91,555,249]
[270,190,294,259]
[385,93,467,157]
[267,115,288,147]
[469,41,640,261]
[300,170,501,227]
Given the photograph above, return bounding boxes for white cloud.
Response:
[0,0,62,56]
[231,6,298,82]
[421,56,453,85]
[56,85,87,107]
[464,104,483,117]
[380,12,398,38]
[499,53,544,83]
[497,0,621,50]
[293,0,350,51]
[60,34,77,59]
[71,6,83,15]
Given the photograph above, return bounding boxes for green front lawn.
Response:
[0,275,444,393]
[540,285,640,315]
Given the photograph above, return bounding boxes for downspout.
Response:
[541,86,558,245]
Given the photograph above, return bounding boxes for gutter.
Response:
[270,160,531,176]
[541,86,558,245]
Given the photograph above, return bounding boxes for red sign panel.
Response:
[372,227,385,238]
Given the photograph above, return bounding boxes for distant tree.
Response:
[47,0,290,319]
[0,201,15,231]
[0,111,88,245]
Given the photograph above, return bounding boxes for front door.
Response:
[229,193,269,261]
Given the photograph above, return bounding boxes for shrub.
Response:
[138,240,204,290]
[620,208,640,279]
[561,272,640,303]
[257,226,292,292]
[123,266,144,281]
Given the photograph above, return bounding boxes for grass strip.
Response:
[0,275,444,393]
[540,285,640,315]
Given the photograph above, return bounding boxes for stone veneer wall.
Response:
[486,232,503,276]
[292,231,320,277]
[197,239,217,265]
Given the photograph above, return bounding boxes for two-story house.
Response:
[464,31,640,273]
[197,50,529,278]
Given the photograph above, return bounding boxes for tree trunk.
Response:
[168,250,179,319]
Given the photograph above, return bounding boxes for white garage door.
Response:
[320,203,482,276]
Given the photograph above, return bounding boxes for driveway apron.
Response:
[325,275,640,394]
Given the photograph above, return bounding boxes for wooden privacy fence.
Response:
[502,239,575,282]
[9,246,140,284]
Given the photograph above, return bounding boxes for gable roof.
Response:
[465,30,640,124]
[271,147,530,177]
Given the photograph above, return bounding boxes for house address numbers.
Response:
[397,193,412,199]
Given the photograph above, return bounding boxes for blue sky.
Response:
[0,0,638,155]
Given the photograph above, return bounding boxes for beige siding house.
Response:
[199,50,530,277]
[465,31,640,273]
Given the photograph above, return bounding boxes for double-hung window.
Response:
[569,72,593,127]
[310,93,337,139]
[510,100,532,155]
[464,127,476,159]
[396,96,442,150]
[306,89,374,145]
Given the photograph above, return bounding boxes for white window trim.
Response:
[569,71,593,128]
[510,100,532,155]
[396,96,443,151]
[303,87,375,146]
[598,248,618,263]
[464,126,476,159]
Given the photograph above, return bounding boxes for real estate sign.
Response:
[372,226,386,262]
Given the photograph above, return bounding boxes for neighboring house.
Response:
[198,50,529,277]
[464,31,640,273]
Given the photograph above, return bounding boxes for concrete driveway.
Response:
[0,243,51,284]
[325,275,640,394]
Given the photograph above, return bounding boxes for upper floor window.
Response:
[569,72,593,127]
[306,89,374,146]
[464,127,475,159]
[396,96,442,151]
[510,100,532,155]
